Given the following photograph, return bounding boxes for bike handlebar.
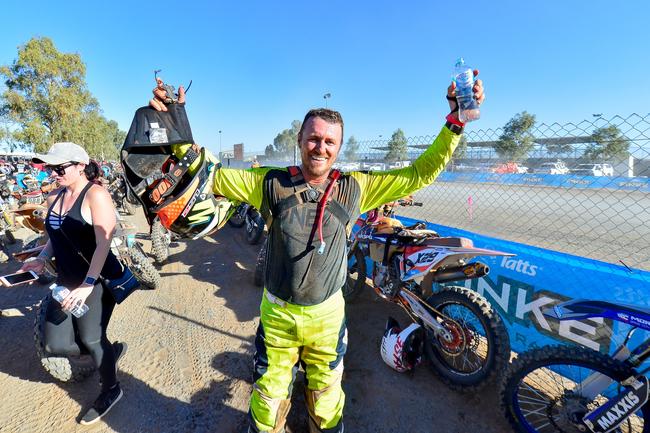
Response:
[396,199,423,207]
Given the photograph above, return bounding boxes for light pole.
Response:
[323,93,331,108]
[218,130,222,158]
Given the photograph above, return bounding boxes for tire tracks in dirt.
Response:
[0,212,511,433]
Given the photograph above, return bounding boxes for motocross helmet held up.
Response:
[152,147,232,239]
[120,104,234,238]
[380,317,424,372]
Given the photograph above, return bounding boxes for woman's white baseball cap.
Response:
[32,142,90,165]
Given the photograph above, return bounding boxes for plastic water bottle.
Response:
[50,284,89,318]
[453,58,480,123]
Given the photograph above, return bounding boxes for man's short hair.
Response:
[298,108,344,144]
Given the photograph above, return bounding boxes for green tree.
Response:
[264,144,275,158]
[0,37,124,158]
[344,135,359,161]
[384,128,408,162]
[494,111,536,161]
[584,125,630,161]
[0,119,23,152]
[271,119,302,158]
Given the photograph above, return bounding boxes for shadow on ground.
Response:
[158,225,264,324]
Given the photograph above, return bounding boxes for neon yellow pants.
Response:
[249,289,347,433]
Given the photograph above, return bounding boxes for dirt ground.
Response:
[0,212,512,433]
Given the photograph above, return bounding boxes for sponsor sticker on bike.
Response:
[583,375,649,433]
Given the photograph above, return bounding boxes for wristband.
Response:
[446,113,465,127]
[84,276,97,286]
[445,114,465,134]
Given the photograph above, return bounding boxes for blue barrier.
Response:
[437,171,650,192]
[353,215,650,357]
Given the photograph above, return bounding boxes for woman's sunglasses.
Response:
[46,162,77,176]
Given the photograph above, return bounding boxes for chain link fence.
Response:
[338,113,650,272]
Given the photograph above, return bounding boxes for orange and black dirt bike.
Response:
[120,100,235,240]
[346,198,513,391]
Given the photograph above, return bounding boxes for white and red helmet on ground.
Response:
[380,317,424,372]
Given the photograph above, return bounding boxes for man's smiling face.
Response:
[298,116,342,183]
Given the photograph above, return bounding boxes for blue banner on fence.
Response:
[437,171,650,192]
[354,215,650,357]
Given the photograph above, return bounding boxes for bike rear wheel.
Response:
[500,345,649,433]
[424,285,509,392]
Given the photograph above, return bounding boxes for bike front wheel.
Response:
[424,285,510,392]
[500,345,649,433]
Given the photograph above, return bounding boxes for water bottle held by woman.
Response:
[453,58,480,123]
[50,283,89,318]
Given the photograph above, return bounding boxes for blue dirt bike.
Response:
[501,299,650,433]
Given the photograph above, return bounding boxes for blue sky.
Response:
[1,0,649,155]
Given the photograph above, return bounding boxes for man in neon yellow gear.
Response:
[154,73,484,433]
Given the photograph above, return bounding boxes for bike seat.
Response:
[420,236,473,248]
[549,299,650,325]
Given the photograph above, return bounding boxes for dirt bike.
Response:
[500,299,650,433]
[346,198,512,391]
[31,216,160,382]
[228,203,265,245]
[0,199,16,246]
[8,203,56,284]
[107,172,138,216]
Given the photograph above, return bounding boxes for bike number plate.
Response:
[583,375,649,433]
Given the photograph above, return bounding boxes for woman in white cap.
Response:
[21,142,127,425]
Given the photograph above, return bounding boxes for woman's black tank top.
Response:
[45,183,122,287]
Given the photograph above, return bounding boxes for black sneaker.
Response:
[79,384,123,425]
